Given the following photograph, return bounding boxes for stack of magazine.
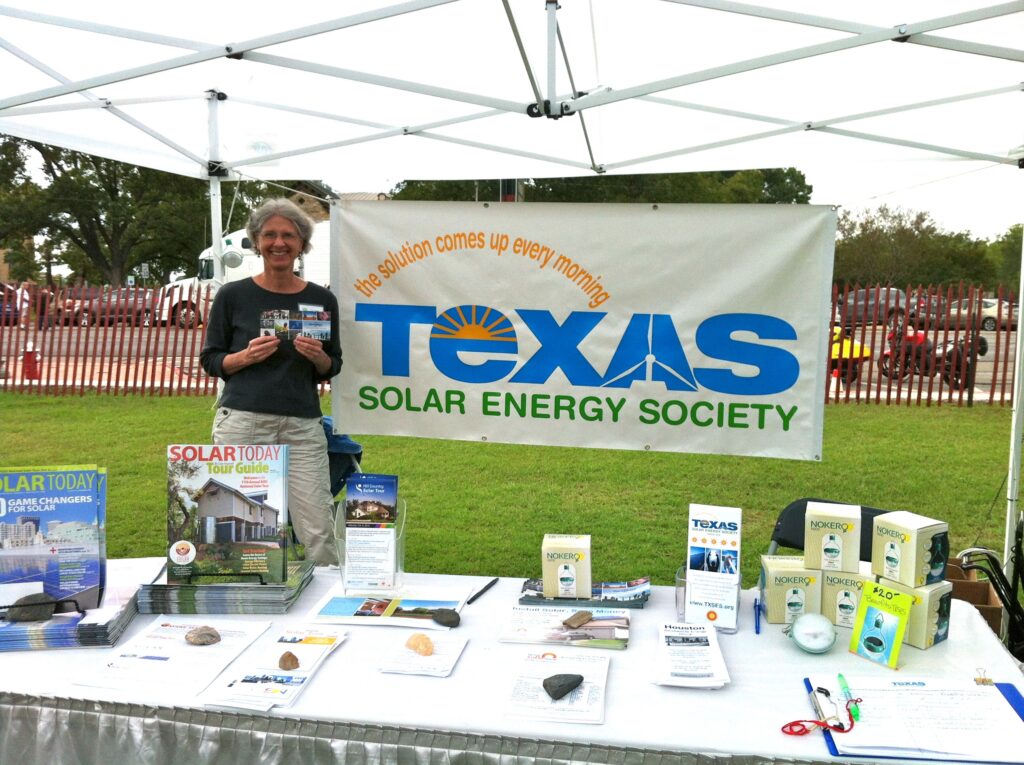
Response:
[138,560,316,615]
[0,558,164,652]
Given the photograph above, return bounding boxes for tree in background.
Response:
[0,137,269,286]
[392,168,812,204]
[987,224,1022,294]
[834,205,995,289]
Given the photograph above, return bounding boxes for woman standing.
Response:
[200,198,342,565]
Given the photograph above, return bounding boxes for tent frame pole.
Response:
[207,91,225,283]
[1006,213,1024,572]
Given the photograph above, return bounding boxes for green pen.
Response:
[837,673,860,721]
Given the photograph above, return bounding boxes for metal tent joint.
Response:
[207,160,228,177]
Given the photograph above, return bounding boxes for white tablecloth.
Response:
[0,558,1020,765]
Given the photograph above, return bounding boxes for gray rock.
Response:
[543,673,584,700]
[185,625,222,645]
[6,593,57,622]
[432,608,461,628]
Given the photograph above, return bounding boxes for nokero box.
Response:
[871,511,949,587]
[542,534,591,598]
[803,502,861,573]
[877,578,953,649]
[821,565,873,628]
[759,555,822,624]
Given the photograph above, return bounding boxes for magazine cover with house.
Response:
[0,465,106,611]
[166,445,289,584]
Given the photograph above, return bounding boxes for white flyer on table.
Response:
[76,616,270,695]
[653,622,731,689]
[378,631,469,677]
[204,625,347,711]
[507,651,610,724]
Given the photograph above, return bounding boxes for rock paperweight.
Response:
[432,608,461,628]
[405,632,434,656]
[561,610,593,629]
[185,625,222,646]
[6,593,58,622]
[279,651,300,670]
[542,673,584,700]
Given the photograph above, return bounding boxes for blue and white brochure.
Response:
[340,473,399,589]
[684,503,742,632]
[0,465,106,610]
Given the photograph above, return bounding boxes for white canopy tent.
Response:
[1,0,1022,563]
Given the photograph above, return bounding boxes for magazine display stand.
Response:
[334,495,407,593]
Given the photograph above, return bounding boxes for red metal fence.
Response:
[0,282,1017,404]
[0,283,217,396]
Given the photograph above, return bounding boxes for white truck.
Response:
[159,221,331,328]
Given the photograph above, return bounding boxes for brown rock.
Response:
[562,610,593,629]
[279,651,300,670]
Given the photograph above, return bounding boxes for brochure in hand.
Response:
[166,445,289,585]
[260,309,331,341]
[499,605,631,649]
[0,465,107,611]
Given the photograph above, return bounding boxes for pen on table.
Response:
[466,577,499,605]
[753,597,761,635]
[837,673,860,721]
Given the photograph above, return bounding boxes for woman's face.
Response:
[258,214,303,274]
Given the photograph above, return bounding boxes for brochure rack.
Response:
[334,496,407,592]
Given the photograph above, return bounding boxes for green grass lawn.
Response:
[0,392,1014,588]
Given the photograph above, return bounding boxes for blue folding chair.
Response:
[322,416,362,498]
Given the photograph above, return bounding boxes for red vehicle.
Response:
[81,287,155,327]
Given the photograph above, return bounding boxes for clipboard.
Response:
[802,677,1024,763]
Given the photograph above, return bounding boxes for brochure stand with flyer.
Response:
[334,473,405,591]
[684,504,742,632]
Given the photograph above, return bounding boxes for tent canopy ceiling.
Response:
[0,0,1022,229]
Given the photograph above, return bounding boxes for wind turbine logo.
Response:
[600,314,699,391]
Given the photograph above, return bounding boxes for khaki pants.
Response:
[212,407,338,566]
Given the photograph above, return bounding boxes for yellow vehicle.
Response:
[830,326,871,385]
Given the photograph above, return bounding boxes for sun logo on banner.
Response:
[431,305,516,342]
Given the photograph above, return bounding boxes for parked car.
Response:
[837,287,907,328]
[947,297,1018,331]
[0,284,20,326]
[81,288,155,326]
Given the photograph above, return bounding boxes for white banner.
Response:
[331,201,836,460]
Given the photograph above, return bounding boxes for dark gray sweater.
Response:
[200,278,342,417]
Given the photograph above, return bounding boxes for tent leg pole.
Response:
[1005,212,1024,576]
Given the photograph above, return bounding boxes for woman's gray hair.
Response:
[246,198,315,255]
